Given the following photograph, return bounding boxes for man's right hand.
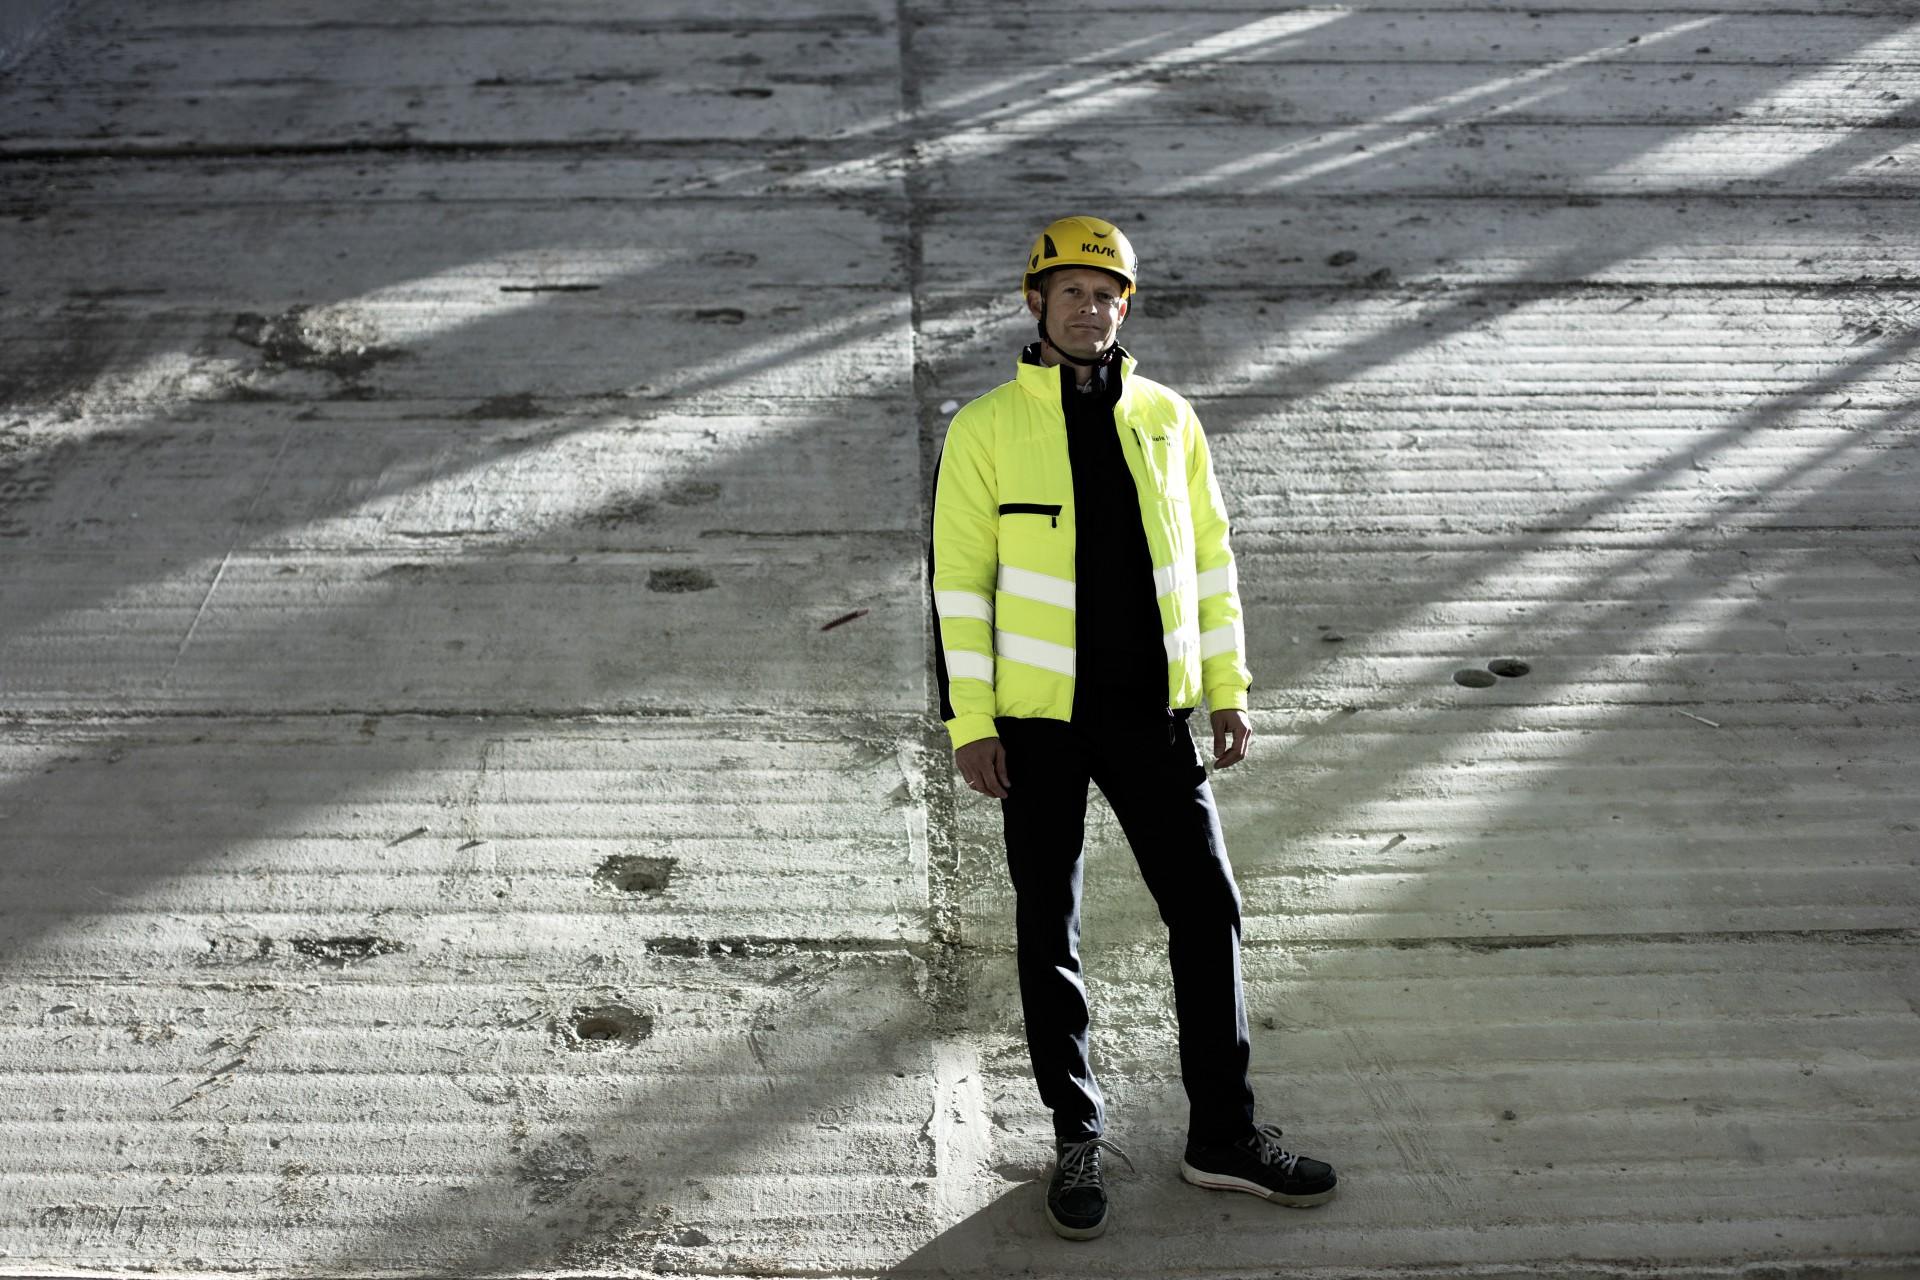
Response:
[955,736,1011,799]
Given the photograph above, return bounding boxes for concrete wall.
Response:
[0,0,72,76]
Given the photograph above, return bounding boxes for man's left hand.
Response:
[1211,708,1253,769]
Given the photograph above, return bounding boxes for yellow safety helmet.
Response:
[1020,215,1137,298]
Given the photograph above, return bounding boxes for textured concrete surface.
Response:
[0,0,70,77]
[1,1,1918,1277]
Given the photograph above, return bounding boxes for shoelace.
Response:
[1055,1136,1137,1191]
[1244,1122,1303,1178]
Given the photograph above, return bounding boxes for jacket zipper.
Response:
[998,502,1061,528]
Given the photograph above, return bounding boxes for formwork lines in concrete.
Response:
[1,0,1917,1274]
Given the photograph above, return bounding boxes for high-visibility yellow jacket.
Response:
[930,348,1252,751]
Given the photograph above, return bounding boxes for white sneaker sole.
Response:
[1044,1202,1109,1240]
[1180,1159,1337,1207]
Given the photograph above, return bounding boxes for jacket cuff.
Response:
[946,713,999,751]
[1205,685,1250,714]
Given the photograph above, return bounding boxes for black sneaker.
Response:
[1044,1136,1136,1240]
[1181,1122,1337,1207]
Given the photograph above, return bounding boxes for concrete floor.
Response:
[2,1,1918,1276]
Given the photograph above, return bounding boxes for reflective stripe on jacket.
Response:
[930,349,1252,751]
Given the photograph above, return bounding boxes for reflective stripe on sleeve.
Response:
[1197,563,1236,600]
[1163,624,1199,665]
[934,589,993,623]
[995,629,1075,676]
[997,564,1075,611]
[945,648,995,684]
[1199,623,1241,659]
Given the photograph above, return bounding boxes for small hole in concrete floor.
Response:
[565,1005,654,1049]
[1453,668,1498,688]
[290,935,406,967]
[1488,658,1531,678]
[594,853,676,895]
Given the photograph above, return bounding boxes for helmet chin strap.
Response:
[1036,299,1112,368]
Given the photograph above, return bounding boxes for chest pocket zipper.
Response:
[998,502,1061,528]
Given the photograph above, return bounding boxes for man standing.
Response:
[928,215,1337,1240]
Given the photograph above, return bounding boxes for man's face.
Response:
[1027,267,1129,359]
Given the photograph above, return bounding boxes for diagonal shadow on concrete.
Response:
[1,1,1915,1275]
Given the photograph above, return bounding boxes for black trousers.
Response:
[995,699,1257,1146]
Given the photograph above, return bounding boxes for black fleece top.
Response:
[1019,342,1173,719]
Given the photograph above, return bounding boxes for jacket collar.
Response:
[1015,342,1137,407]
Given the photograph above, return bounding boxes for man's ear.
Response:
[1025,288,1044,320]
[1117,296,1129,323]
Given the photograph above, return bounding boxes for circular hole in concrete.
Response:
[1453,668,1498,689]
[593,853,676,896]
[564,1005,654,1049]
[1488,658,1531,678]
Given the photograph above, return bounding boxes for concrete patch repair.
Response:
[0,1,1917,1278]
